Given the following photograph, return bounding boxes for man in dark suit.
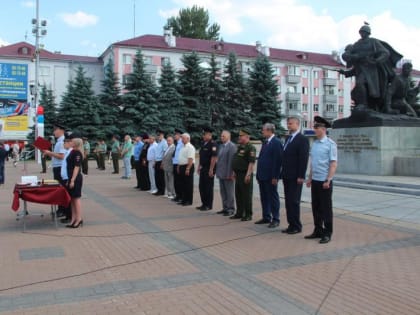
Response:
[281,117,309,234]
[256,123,283,228]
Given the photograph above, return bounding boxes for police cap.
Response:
[314,116,331,128]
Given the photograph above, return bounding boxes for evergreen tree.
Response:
[157,61,184,133]
[223,52,253,136]
[206,54,225,136]
[178,52,208,145]
[58,65,102,138]
[40,84,58,137]
[165,5,220,40]
[248,54,283,138]
[122,49,159,135]
[99,59,122,137]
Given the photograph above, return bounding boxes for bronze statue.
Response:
[385,62,419,117]
[339,23,403,113]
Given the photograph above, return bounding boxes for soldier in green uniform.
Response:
[231,128,256,221]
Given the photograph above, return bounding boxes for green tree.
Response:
[122,49,159,135]
[98,59,122,137]
[165,5,220,40]
[248,54,283,138]
[58,65,102,138]
[157,61,184,133]
[206,54,225,135]
[223,52,253,136]
[178,52,208,145]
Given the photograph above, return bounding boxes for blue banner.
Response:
[0,63,28,101]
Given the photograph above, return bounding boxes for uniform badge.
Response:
[212,147,216,151]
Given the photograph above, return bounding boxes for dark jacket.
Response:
[281,133,309,179]
[256,136,283,181]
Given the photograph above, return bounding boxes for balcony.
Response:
[145,64,158,74]
[286,92,301,101]
[323,110,338,119]
[323,78,337,86]
[286,108,301,116]
[323,94,337,103]
[286,75,301,84]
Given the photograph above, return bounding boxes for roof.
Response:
[0,42,101,63]
[113,34,342,67]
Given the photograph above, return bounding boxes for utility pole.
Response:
[133,0,136,37]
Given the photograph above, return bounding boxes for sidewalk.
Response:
[0,160,419,314]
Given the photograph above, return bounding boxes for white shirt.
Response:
[178,142,195,165]
[147,142,158,161]
[52,135,66,167]
[60,148,72,180]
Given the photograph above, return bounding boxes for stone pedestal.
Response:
[329,126,420,175]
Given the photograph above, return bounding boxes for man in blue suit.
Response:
[281,117,309,234]
[256,123,283,228]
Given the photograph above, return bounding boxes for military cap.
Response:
[53,121,66,130]
[156,129,165,135]
[314,116,331,128]
[112,134,120,140]
[64,131,81,140]
[174,128,184,134]
[202,126,214,134]
[142,133,149,140]
[239,128,251,136]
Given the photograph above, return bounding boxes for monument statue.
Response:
[333,23,420,128]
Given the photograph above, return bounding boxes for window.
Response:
[338,105,344,113]
[288,102,299,110]
[302,103,308,111]
[302,120,308,128]
[339,74,345,81]
[314,87,319,95]
[302,69,308,78]
[313,71,319,79]
[338,89,344,97]
[325,85,335,95]
[302,87,308,94]
[324,69,336,79]
[288,65,300,76]
[274,67,281,76]
[122,74,129,85]
[325,104,336,112]
[287,86,297,93]
[123,54,132,65]
[161,57,170,66]
[143,56,152,65]
[40,66,50,76]
[313,104,319,112]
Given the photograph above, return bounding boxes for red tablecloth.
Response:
[12,185,71,211]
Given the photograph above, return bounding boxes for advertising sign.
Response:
[0,62,30,140]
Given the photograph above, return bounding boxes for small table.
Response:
[12,184,71,231]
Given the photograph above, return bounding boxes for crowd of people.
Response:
[36,115,338,244]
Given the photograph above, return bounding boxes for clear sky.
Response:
[1,0,420,67]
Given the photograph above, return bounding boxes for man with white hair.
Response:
[177,133,195,206]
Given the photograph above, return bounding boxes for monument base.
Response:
[330,126,420,175]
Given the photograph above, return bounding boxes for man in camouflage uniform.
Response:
[231,128,256,221]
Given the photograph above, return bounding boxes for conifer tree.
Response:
[40,85,58,137]
[122,49,159,135]
[223,52,253,136]
[58,65,102,138]
[157,61,184,133]
[248,54,282,137]
[178,52,208,145]
[206,54,225,136]
[99,59,122,136]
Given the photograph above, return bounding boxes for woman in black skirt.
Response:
[138,135,151,191]
[66,137,84,228]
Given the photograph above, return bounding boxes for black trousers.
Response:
[98,153,106,170]
[53,166,71,219]
[111,152,119,173]
[173,164,181,199]
[283,178,303,231]
[154,161,165,194]
[311,180,333,237]
[199,167,214,208]
[82,157,88,175]
[179,164,194,204]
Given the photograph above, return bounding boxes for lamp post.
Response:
[31,0,47,163]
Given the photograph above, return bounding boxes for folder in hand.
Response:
[33,136,52,151]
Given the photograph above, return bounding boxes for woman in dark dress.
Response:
[138,135,150,191]
[66,138,84,228]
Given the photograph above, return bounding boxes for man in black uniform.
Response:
[196,127,217,211]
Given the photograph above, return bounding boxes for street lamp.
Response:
[31,0,47,163]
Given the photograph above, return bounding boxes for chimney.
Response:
[262,46,270,57]
[331,50,339,62]
[256,41,262,53]
[164,27,176,48]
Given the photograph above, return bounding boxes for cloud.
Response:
[165,0,420,67]
[59,11,99,28]
[21,1,35,8]
[0,38,9,47]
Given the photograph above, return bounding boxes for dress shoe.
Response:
[241,216,252,221]
[268,222,279,228]
[304,232,322,239]
[55,210,66,218]
[287,229,301,235]
[133,186,140,189]
[281,228,290,233]
[223,211,234,216]
[181,202,192,206]
[319,235,331,244]
[200,207,212,211]
[254,219,271,224]
[196,205,205,210]
[176,200,184,205]
[153,192,164,196]
[230,214,242,219]
[66,220,83,228]
[216,209,226,214]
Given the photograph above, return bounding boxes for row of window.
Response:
[286,66,344,80]
[287,103,344,113]
[286,86,344,96]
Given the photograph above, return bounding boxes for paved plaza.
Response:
[1,160,419,314]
